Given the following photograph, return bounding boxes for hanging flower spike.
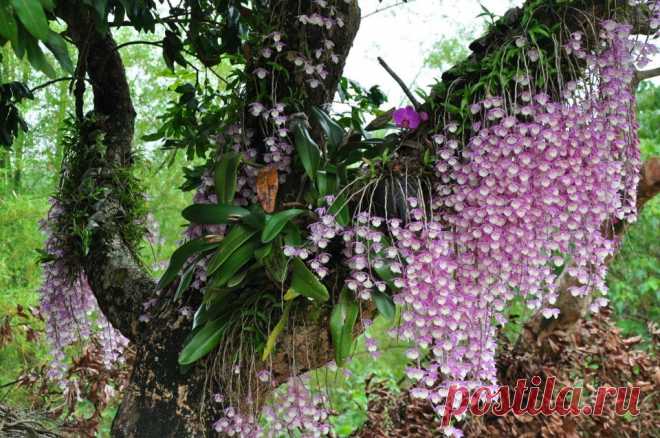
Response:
[253,67,269,79]
[528,48,539,62]
[248,102,265,117]
[393,106,424,129]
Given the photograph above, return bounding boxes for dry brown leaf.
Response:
[257,166,278,213]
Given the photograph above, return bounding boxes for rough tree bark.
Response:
[50,0,658,436]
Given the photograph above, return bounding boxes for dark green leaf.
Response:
[373,262,395,282]
[11,0,49,41]
[211,238,259,287]
[214,152,241,204]
[283,223,304,246]
[373,290,396,320]
[330,288,359,365]
[173,263,195,301]
[178,317,226,365]
[44,31,74,74]
[255,243,272,261]
[227,270,248,288]
[182,203,250,224]
[39,0,54,11]
[328,195,350,227]
[242,208,267,230]
[0,2,18,45]
[261,209,304,243]
[311,106,344,154]
[316,170,338,198]
[192,303,207,330]
[24,35,56,78]
[289,257,329,302]
[263,241,288,284]
[204,288,235,321]
[207,225,257,276]
[157,238,217,290]
[293,123,321,181]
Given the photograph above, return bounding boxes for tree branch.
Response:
[377,56,420,109]
[634,66,660,87]
[56,1,155,340]
[29,77,73,94]
[115,40,163,51]
[637,156,660,209]
[362,0,415,19]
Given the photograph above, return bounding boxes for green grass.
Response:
[0,192,50,407]
[607,195,660,344]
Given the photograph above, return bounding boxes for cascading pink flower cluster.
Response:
[212,377,330,437]
[386,20,650,433]
[39,198,128,382]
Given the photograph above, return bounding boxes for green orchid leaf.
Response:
[0,2,18,45]
[214,152,241,204]
[328,194,350,227]
[254,243,273,261]
[373,262,395,282]
[263,240,289,284]
[210,238,259,287]
[157,239,218,289]
[178,317,226,365]
[182,204,250,224]
[293,123,321,181]
[311,106,345,154]
[173,262,197,302]
[289,257,329,302]
[330,288,359,366]
[283,223,304,246]
[207,225,257,276]
[373,290,396,321]
[242,208,267,230]
[157,238,217,290]
[261,209,304,243]
[316,170,338,198]
[227,270,248,288]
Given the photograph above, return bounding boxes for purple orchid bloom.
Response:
[393,106,427,129]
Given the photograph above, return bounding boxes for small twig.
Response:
[0,378,22,389]
[29,77,73,94]
[633,67,660,87]
[115,40,163,51]
[377,56,420,109]
[362,0,415,19]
